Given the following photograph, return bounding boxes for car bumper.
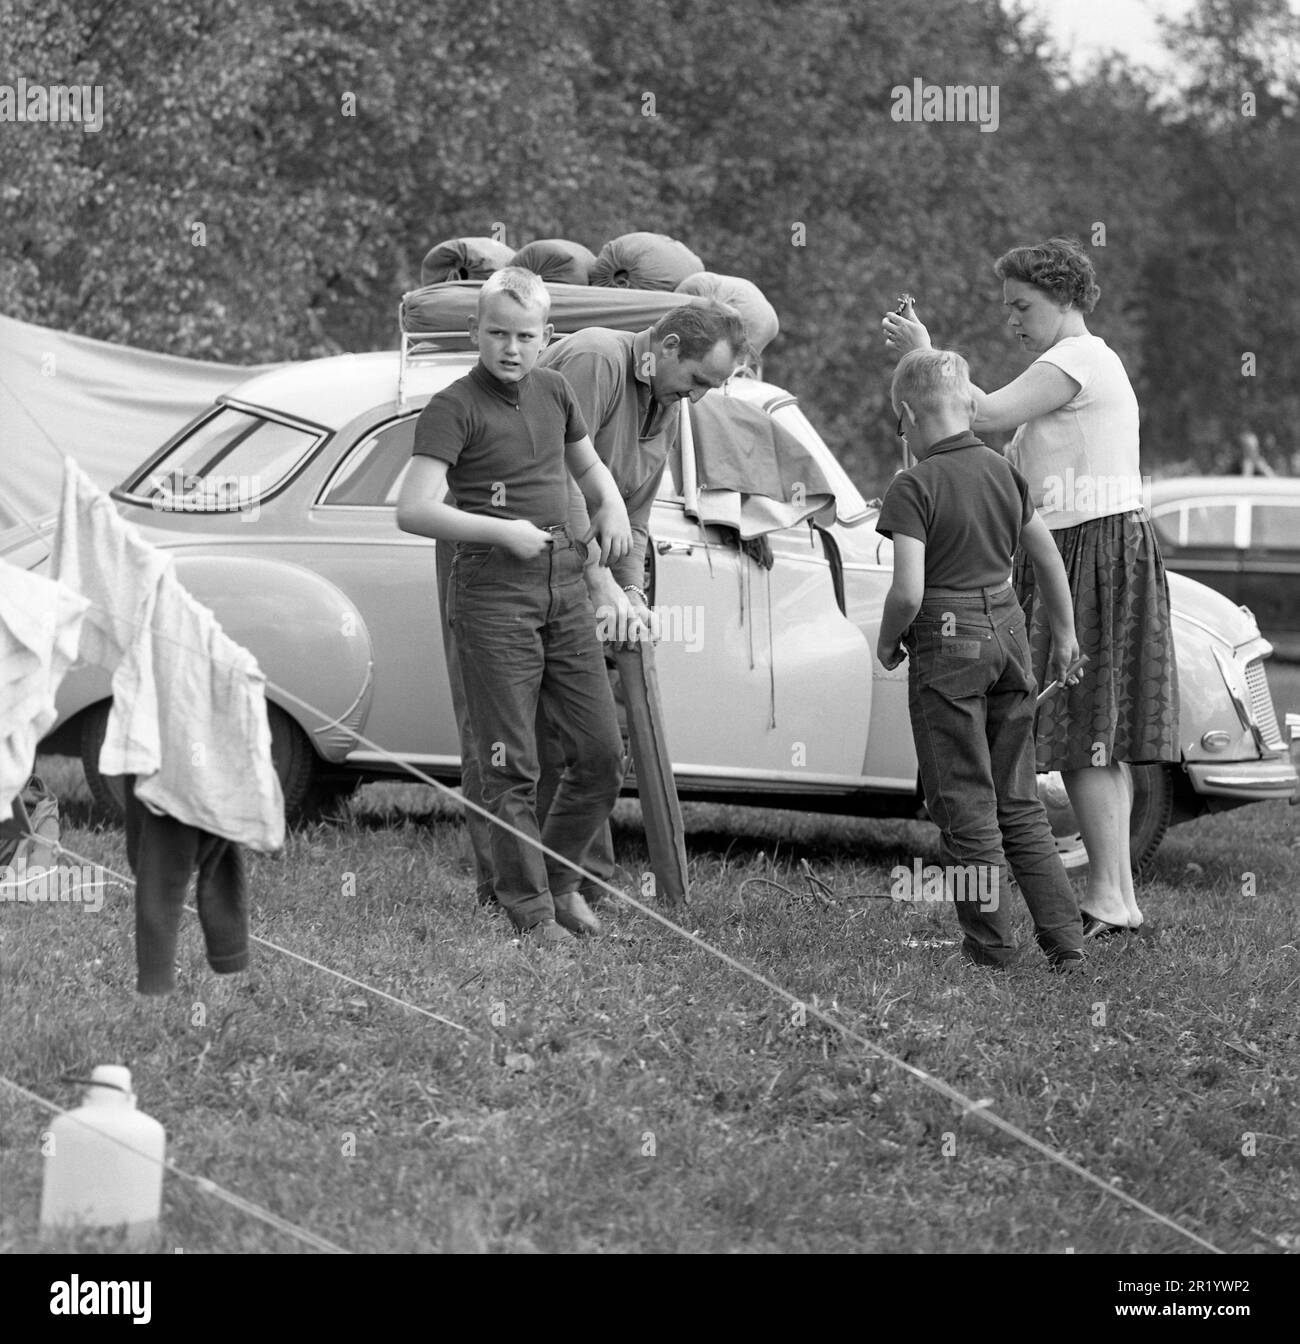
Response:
[1185,708,1300,803]
[1185,758,1299,802]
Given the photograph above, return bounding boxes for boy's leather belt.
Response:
[922,579,1012,599]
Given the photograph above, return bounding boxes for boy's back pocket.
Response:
[909,629,993,698]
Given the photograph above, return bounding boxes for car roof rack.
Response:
[396,319,473,410]
[395,281,736,409]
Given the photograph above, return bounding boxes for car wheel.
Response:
[298,771,363,822]
[80,701,124,820]
[267,702,319,824]
[1039,764,1174,875]
[79,699,320,826]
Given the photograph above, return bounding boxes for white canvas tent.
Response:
[0,313,281,534]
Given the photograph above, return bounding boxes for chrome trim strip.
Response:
[222,397,333,438]
[1186,762,1299,798]
[667,764,915,792]
[1212,646,1254,735]
[341,754,917,795]
[1174,608,1235,643]
[308,660,374,739]
[345,751,460,768]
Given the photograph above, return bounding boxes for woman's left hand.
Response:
[881,298,932,353]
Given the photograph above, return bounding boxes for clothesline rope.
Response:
[9,757,1223,1254]
[0,1074,350,1253]
[3,444,1225,1253]
[5,829,480,1038]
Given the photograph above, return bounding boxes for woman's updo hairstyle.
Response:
[994,236,1100,313]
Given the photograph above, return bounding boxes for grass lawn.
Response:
[2,667,1298,1256]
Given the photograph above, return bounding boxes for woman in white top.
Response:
[883,237,1178,936]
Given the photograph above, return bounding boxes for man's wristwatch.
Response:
[622,585,648,606]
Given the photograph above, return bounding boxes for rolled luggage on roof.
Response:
[510,238,598,285]
[676,272,779,355]
[419,236,514,286]
[589,231,704,291]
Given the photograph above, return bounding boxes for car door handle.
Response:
[656,540,695,555]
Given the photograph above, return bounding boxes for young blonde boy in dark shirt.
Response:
[397,268,631,946]
[876,349,1086,971]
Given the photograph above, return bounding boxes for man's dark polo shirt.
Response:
[537,327,674,590]
[412,362,588,525]
[876,431,1034,589]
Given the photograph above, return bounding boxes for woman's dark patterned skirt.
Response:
[1013,510,1180,772]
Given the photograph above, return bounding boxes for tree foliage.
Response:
[1,0,1295,488]
[1141,0,1300,467]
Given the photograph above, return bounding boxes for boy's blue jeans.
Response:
[904,583,1083,965]
[437,538,497,906]
[447,529,625,931]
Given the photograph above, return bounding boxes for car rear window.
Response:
[121,406,323,511]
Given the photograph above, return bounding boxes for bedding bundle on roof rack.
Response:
[397,230,780,402]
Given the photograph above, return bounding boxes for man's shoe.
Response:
[1048,949,1086,974]
[521,918,576,947]
[578,881,608,911]
[553,890,601,936]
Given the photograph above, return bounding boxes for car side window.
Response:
[321,417,418,506]
[1250,503,1300,551]
[1183,503,1238,547]
[122,407,322,509]
[1155,502,1237,548]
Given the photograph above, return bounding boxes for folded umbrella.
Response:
[613,639,689,906]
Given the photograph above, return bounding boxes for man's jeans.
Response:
[904,584,1083,965]
[446,530,624,930]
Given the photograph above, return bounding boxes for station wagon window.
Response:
[1152,501,1237,548]
[1250,503,1300,550]
[1184,503,1237,546]
[321,416,417,507]
[122,406,322,511]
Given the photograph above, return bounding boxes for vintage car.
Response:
[17,288,1300,873]
[1146,476,1300,661]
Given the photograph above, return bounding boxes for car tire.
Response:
[266,702,320,824]
[80,701,125,820]
[1040,763,1174,876]
[298,771,363,822]
[79,699,321,827]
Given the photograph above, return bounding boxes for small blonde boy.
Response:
[876,348,1085,971]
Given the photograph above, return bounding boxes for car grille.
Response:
[1245,658,1283,748]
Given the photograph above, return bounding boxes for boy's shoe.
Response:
[1047,949,1086,974]
[521,918,577,947]
[553,890,601,936]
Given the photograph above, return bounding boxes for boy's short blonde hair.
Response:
[478,266,550,318]
[891,348,973,417]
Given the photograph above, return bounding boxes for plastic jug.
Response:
[39,1065,166,1245]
